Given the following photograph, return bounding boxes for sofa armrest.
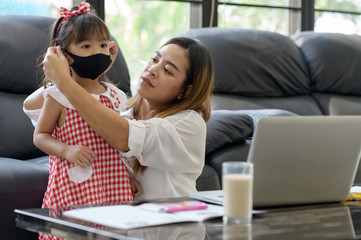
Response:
[206,110,254,155]
[231,109,299,126]
[206,139,252,187]
[0,158,49,240]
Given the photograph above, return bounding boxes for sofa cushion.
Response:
[28,155,50,167]
[0,92,44,159]
[0,16,52,94]
[234,109,299,126]
[206,140,252,186]
[179,28,311,97]
[0,158,48,240]
[211,94,323,116]
[206,110,254,155]
[293,32,361,95]
[196,164,221,191]
[0,158,48,193]
[313,93,361,115]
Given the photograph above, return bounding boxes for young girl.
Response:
[33,1,133,218]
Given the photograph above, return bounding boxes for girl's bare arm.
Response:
[33,95,96,168]
[23,87,45,110]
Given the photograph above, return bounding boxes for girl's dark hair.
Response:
[51,6,110,49]
[40,4,111,87]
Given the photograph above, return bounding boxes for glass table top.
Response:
[15,198,361,240]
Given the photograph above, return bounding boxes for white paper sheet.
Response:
[63,203,224,229]
[350,186,361,193]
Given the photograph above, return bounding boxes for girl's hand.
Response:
[42,46,71,86]
[63,145,96,168]
[129,177,142,197]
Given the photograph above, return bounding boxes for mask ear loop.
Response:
[59,48,75,77]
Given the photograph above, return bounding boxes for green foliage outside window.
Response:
[315,0,361,23]
[315,0,361,12]
[218,5,291,35]
[105,0,188,91]
[220,0,294,6]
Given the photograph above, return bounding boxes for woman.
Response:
[28,37,214,200]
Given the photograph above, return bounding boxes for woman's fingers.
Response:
[47,46,58,55]
[109,41,118,59]
[42,46,71,85]
[106,41,118,73]
[130,177,142,197]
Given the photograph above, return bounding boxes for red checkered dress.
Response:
[39,94,132,240]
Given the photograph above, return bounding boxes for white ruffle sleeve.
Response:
[23,107,41,127]
[23,82,127,125]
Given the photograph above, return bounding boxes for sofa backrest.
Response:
[181,27,311,96]
[0,15,131,160]
[179,27,361,116]
[293,32,361,115]
[178,27,324,115]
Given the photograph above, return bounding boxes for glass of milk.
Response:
[222,161,253,224]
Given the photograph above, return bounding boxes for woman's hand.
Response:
[129,177,142,198]
[109,41,118,63]
[105,41,118,73]
[42,46,71,87]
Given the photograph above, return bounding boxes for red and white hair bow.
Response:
[56,2,91,36]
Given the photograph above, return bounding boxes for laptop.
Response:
[190,116,361,208]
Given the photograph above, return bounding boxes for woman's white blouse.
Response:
[121,108,206,200]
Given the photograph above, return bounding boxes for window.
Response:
[105,0,190,93]
[314,0,361,34]
[0,0,70,17]
[217,1,302,35]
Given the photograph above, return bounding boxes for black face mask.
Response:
[63,49,112,80]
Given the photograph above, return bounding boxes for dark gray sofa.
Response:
[179,27,361,188]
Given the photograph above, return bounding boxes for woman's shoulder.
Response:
[171,110,204,119]
[167,110,206,128]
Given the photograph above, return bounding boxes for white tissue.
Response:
[67,165,92,183]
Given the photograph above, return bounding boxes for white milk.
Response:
[223,174,253,219]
